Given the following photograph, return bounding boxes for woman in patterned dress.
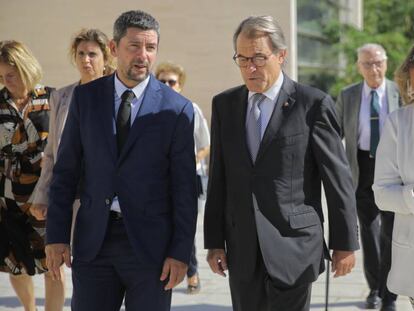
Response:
[0,40,63,311]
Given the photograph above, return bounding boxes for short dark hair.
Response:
[113,10,160,44]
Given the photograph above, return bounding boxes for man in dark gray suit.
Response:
[204,15,359,311]
[336,43,400,311]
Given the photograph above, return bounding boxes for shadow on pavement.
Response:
[121,306,232,311]
[0,296,365,310]
[311,300,365,309]
[172,306,233,311]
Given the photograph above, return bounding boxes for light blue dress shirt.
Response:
[246,72,284,139]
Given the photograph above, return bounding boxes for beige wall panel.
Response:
[0,0,296,122]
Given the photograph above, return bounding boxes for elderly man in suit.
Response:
[44,10,197,311]
[204,15,359,311]
[336,43,401,311]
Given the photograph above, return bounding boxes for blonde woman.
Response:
[0,40,60,311]
[373,45,414,309]
[31,29,115,221]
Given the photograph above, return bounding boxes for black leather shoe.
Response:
[380,300,396,311]
[366,290,381,309]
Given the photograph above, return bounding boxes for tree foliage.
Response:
[325,0,414,97]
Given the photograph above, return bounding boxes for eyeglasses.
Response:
[359,59,386,69]
[233,53,273,67]
[159,79,178,87]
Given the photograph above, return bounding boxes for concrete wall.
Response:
[0,0,296,122]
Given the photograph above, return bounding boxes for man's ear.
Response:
[278,49,287,64]
[356,61,363,76]
[109,40,117,57]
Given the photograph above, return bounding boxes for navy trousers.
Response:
[71,216,171,311]
[187,243,198,278]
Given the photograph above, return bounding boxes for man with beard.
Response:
[44,10,197,311]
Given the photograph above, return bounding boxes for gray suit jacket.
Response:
[335,79,401,188]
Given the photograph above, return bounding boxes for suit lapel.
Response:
[98,74,117,161]
[233,86,252,166]
[255,76,296,163]
[386,79,400,112]
[117,75,162,165]
[349,83,363,144]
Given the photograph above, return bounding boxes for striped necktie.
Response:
[370,89,380,158]
[246,93,266,162]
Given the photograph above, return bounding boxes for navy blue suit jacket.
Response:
[46,74,198,266]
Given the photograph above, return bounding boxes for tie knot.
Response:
[121,90,135,103]
[252,93,266,109]
[370,89,378,97]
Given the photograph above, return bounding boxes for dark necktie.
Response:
[246,93,266,162]
[370,90,380,158]
[116,90,135,154]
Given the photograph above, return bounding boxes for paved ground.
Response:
[0,201,412,311]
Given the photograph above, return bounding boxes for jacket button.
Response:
[105,198,111,205]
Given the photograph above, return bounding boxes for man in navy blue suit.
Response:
[45,10,197,311]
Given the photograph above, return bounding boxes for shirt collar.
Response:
[248,71,284,101]
[362,79,386,99]
[114,72,150,100]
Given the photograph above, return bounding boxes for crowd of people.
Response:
[0,8,413,311]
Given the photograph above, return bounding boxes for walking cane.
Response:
[325,258,330,311]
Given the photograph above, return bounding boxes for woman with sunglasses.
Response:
[373,45,414,309]
[155,61,210,294]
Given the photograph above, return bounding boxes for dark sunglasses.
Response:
[159,79,178,87]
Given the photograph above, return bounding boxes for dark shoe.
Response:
[187,274,201,294]
[380,300,396,311]
[366,290,381,309]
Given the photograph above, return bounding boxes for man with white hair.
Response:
[336,43,401,311]
[205,15,359,311]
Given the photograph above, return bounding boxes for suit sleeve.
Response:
[167,100,198,263]
[311,95,359,251]
[32,89,59,206]
[373,113,414,215]
[203,96,226,249]
[46,87,82,245]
